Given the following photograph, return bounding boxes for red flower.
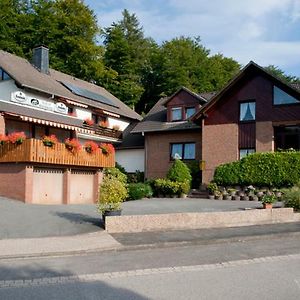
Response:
[8,132,26,144]
[84,141,98,154]
[65,138,82,153]
[83,118,94,126]
[42,135,58,147]
[99,143,115,155]
[0,134,8,145]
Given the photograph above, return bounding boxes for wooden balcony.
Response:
[83,124,122,140]
[0,139,115,168]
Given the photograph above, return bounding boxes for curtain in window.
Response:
[184,143,195,159]
[240,102,255,121]
[171,144,183,159]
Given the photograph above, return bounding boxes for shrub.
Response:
[207,182,219,195]
[213,152,300,188]
[127,170,144,183]
[261,192,277,204]
[115,162,126,174]
[105,167,127,185]
[128,183,153,200]
[177,180,190,195]
[167,159,192,183]
[97,176,128,213]
[282,186,300,210]
[153,179,180,196]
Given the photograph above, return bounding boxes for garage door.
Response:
[32,168,64,204]
[69,170,94,204]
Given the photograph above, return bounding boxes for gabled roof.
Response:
[192,61,300,120]
[0,50,142,121]
[131,87,215,134]
[116,122,144,149]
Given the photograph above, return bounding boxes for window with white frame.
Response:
[240,102,255,121]
[170,143,196,160]
[239,148,255,159]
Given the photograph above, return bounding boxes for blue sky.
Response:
[86,0,300,77]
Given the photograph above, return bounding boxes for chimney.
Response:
[32,45,49,74]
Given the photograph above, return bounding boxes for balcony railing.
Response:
[83,124,122,140]
[0,139,115,168]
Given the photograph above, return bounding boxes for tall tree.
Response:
[103,9,154,109]
[265,65,300,84]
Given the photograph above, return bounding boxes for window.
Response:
[186,107,196,119]
[273,86,299,105]
[240,102,255,121]
[0,68,11,81]
[239,148,255,159]
[171,107,182,121]
[171,143,196,160]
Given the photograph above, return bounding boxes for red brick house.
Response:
[192,61,300,184]
[131,87,215,181]
[0,47,141,204]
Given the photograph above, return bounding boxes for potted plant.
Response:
[0,134,8,146]
[261,192,277,209]
[83,118,94,126]
[214,190,223,200]
[84,141,98,154]
[222,191,231,200]
[207,182,219,200]
[65,138,81,154]
[8,132,26,145]
[42,135,58,147]
[99,120,108,128]
[100,143,115,156]
[227,188,237,200]
[97,174,128,225]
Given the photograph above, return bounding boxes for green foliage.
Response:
[207,182,219,194]
[128,183,153,200]
[214,152,300,187]
[167,159,192,183]
[282,186,300,210]
[105,167,127,185]
[127,171,144,183]
[97,176,128,213]
[115,162,126,174]
[265,65,300,84]
[153,179,189,197]
[261,192,277,204]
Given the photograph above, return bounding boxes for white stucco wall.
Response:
[115,149,145,172]
[108,117,129,131]
[75,108,91,120]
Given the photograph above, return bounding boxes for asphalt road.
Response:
[0,233,299,299]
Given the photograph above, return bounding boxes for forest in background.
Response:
[1,0,299,114]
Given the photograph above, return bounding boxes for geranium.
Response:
[0,134,8,146]
[83,118,94,126]
[42,135,58,147]
[8,132,26,144]
[65,138,81,153]
[99,120,108,128]
[84,141,98,154]
[100,143,115,156]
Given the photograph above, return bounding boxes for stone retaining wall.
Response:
[105,208,299,233]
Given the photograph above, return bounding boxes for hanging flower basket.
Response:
[100,143,115,156]
[42,135,58,147]
[65,138,81,154]
[0,134,8,146]
[84,141,98,154]
[8,132,26,145]
[83,118,94,126]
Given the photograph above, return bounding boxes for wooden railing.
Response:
[0,139,115,168]
[82,124,122,140]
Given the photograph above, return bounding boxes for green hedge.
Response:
[213,152,300,187]
[128,183,153,200]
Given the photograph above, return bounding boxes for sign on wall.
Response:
[10,91,68,115]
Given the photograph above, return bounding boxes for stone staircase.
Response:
[189,189,209,199]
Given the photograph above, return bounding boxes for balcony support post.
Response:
[63,168,71,204]
[24,165,33,204]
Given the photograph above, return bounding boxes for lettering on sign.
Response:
[11,91,27,104]
[54,102,68,114]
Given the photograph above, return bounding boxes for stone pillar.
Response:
[256,121,274,153]
[63,169,71,204]
[93,170,103,203]
[24,166,33,203]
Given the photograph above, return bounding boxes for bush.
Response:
[167,159,192,183]
[97,176,128,213]
[282,186,300,210]
[128,183,153,200]
[115,162,126,174]
[105,167,127,185]
[213,152,300,188]
[153,179,180,196]
[127,171,145,183]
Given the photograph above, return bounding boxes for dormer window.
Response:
[186,107,196,119]
[171,107,182,121]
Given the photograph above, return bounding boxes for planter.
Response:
[249,195,258,201]
[102,209,122,224]
[208,195,215,200]
[215,195,223,200]
[180,194,188,198]
[43,141,54,147]
[263,203,273,209]
[233,195,240,201]
[223,195,231,201]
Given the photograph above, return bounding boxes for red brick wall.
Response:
[145,130,202,179]
[202,123,238,184]
[0,164,27,201]
[256,121,274,152]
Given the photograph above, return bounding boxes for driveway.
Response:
[0,196,280,239]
